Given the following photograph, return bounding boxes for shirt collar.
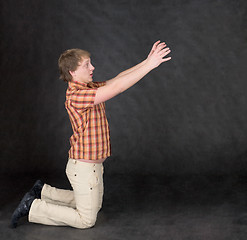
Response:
[68,80,88,89]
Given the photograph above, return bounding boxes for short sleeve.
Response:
[69,88,98,110]
[94,81,106,87]
[87,81,106,88]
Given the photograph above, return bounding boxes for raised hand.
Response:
[146,40,171,70]
[147,40,163,58]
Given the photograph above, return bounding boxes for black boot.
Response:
[29,180,44,199]
[11,192,35,228]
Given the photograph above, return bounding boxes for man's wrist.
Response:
[142,59,147,65]
[143,59,154,72]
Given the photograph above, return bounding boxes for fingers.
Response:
[148,40,161,58]
[149,40,169,58]
[154,42,167,53]
[149,40,172,64]
[158,46,172,62]
[162,57,172,62]
[152,40,160,50]
[150,40,161,53]
[153,40,161,49]
[152,40,166,51]
[159,48,171,56]
[158,42,167,49]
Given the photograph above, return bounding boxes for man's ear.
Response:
[69,70,75,77]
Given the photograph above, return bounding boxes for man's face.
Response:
[71,57,95,83]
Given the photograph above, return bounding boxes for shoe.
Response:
[29,180,44,199]
[11,192,35,228]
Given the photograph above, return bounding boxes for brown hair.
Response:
[58,49,91,82]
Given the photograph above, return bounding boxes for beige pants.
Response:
[28,159,104,229]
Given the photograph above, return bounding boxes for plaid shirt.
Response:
[65,80,111,161]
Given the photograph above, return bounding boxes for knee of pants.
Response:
[79,215,97,229]
[86,220,96,228]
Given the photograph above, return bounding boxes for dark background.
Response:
[1,1,247,239]
[1,0,247,177]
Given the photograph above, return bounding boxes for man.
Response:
[11,40,171,229]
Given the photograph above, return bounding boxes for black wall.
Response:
[1,0,247,176]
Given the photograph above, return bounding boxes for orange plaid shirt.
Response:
[65,80,111,162]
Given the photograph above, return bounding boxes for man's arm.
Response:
[94,41,171,105]
[114,60,147,78]
[105,40,165,85]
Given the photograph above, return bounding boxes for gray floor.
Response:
[1,173,247,240]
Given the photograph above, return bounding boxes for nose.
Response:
[90,64,95,71]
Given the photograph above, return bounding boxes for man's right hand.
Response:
[146,40,171,70]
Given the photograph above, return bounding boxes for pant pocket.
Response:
[88,173,99,188]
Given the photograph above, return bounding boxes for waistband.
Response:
[68,158,106,164]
